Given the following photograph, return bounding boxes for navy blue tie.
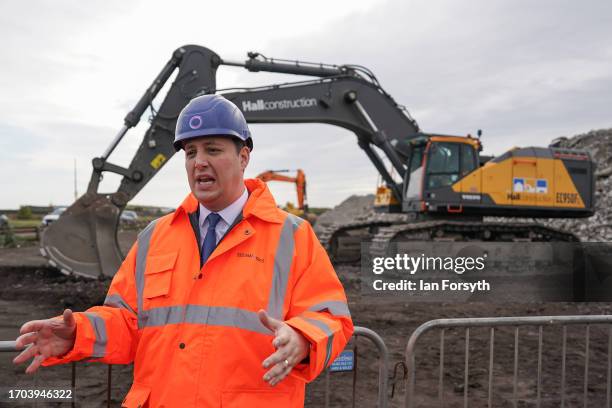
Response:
[202,213,222,264]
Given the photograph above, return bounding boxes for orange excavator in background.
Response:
[256,169,309,218]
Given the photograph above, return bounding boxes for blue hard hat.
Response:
[174,94,253,151]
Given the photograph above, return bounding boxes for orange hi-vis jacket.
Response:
[43,178,354,407]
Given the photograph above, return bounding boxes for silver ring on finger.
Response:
[283,359,290,368]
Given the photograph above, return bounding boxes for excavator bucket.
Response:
[40,193,123,279]
[37,45,221,278]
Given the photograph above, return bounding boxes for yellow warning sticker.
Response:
[150,153,167,169]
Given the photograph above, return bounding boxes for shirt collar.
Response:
[199,187,248,228]
[171,178,284,225]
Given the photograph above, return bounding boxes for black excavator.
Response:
[40,45,594,278]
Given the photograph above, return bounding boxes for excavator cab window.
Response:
[409,145,425,174]
[460,144,478,176]
[404,144,425,200]
[426,142,460,189]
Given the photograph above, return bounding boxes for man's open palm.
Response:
[258,309,309,386]
[13,309,77,374]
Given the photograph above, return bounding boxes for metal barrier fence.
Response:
[322,326,390,408]
[0,226,40,234]
[1,326,390,408]
[0,226,40,247]
[404,315,612,408]
[0,341,17,352]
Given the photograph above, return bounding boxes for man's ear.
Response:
[239,146,250,171]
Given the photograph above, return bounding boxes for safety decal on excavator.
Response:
[512,177,548,194]
[150,154,167,170]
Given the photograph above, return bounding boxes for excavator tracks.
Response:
[317,219,401,263]
[319,219,579,263]
[371,221,579,257]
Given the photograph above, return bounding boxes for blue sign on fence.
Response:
[329,350,354,372]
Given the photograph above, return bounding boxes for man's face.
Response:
[184,136,250,211]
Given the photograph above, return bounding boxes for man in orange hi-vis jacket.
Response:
[13,94,354,407]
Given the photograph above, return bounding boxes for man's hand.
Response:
[258,309,309,387]
[13,309,77,374]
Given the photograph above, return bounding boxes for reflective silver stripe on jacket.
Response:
[135,220,158,328]
[104,293,136,315]
[267,214,303,320]
[84,312,107,358]
[304,317,334,368]
[308,301,351,317]
[138,305,272,335]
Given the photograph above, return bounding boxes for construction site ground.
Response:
[1,232,612,407]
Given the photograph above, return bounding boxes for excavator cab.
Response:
[403,135,481,214]
[375,134,480,214]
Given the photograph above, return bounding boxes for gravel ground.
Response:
[2,255,612,407]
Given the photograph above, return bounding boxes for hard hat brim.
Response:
[173,129,253,151]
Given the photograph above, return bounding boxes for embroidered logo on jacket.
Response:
[237,252,265,263]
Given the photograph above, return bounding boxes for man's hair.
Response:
[231,137,247,154]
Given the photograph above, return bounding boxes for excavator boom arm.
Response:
[222,77,416,183]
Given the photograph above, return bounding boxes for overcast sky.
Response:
[1,0,611,210]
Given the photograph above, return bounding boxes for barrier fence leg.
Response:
[325,368,330,408]
[107,364,112,408]
[352,341,358,408]
[71,362,76,408]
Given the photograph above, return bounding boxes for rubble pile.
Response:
[540,128,612,241]
[314,195,375,235]
[313,194,407,235]
[551,128,612,176]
